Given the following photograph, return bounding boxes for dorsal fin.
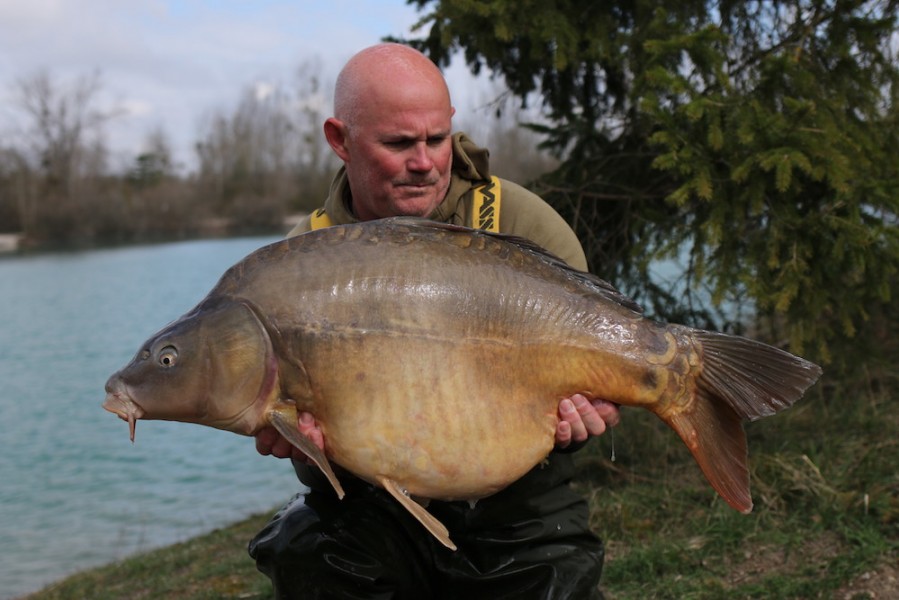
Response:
[380,217,645,314]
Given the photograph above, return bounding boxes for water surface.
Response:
[0,237,302,598]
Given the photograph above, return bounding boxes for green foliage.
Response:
[403,0,899,363]
[128,152,170,189]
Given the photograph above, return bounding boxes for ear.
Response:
[324,117,350,162]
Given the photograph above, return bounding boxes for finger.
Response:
[297,411,317,435]
[254,426,278,456]
[555,417,572,447]
[270,436,297,460]
[570,394,606,439]
[591,399,621,427]
[298,412,325,452]
[559,397,590,444]
[556,420,571,448]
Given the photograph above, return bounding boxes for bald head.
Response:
[334,43,452,127]
[322,43,456,221]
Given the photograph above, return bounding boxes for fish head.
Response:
[103,298,280,441]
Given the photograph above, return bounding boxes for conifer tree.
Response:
[402,0,899,360]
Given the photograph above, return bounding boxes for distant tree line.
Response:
[0,59,556,248]
[0,60,340,245]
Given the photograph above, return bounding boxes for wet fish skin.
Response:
[103,217,822,550]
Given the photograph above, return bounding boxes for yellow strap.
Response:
[310,177,502,233]
[471,176,501,232]
[309,207,333,230]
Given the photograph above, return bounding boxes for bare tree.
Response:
[194,82,295,227]
[0,147,28,232]
[11,70,117,239]
[14,70,111,191]
[290,57,339,213]
[194,56,339,228]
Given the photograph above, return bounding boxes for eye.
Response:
[385,140,412,150]
[157,346,178,368]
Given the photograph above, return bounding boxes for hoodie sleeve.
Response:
[496,178,588,271]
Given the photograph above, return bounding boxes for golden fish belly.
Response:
[299,334,564,501]
[285,281,681,502]
[254,220,696,498]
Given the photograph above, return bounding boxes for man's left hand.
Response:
[555,394,620,449]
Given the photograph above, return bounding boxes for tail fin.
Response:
[664,328,822,513]
[692,330,823,421]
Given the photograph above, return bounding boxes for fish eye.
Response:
[158,346,178,368]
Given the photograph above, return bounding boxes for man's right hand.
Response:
[255,412,324,463]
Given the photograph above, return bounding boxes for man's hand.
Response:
[255,412,323,462]
[255,395,620,460]
[555,394,620,449]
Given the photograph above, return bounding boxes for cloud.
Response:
[0,0,471,170]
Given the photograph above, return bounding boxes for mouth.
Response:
[397,180,437,192]
[102,389,146,443]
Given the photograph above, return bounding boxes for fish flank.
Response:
[105,218,824,549]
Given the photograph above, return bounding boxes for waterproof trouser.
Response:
[249,474,604,600]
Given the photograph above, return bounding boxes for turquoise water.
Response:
[0,237,303,598]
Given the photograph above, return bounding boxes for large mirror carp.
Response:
[104,218,822,550]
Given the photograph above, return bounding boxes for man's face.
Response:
[334,83,454,221]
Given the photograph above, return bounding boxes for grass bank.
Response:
[578,368,898,599]
[24,372,897,599]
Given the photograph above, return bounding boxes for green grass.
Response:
[582,367,899,599]
[25,370,898,599]
[22,513,276,600]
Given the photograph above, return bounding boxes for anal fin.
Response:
[378,476,456,551]
[268,407,345,499]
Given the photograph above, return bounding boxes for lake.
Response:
[0,237,304,599]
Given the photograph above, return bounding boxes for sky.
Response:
[0,0,492,173]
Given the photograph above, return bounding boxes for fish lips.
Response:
[103,377,146,443]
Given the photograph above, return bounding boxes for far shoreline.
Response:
[0,214,306,256]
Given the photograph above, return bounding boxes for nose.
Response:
[406,142,434,173]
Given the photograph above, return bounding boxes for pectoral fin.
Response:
[268,407,345,499]
[378,476,456,551]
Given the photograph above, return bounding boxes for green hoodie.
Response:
[287,132,591,504]
[287,132,587,271]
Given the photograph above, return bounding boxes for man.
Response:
[250,43,620,599]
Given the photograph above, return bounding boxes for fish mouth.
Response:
[102,387,146,443]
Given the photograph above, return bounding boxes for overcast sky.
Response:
[0,0,492,172]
